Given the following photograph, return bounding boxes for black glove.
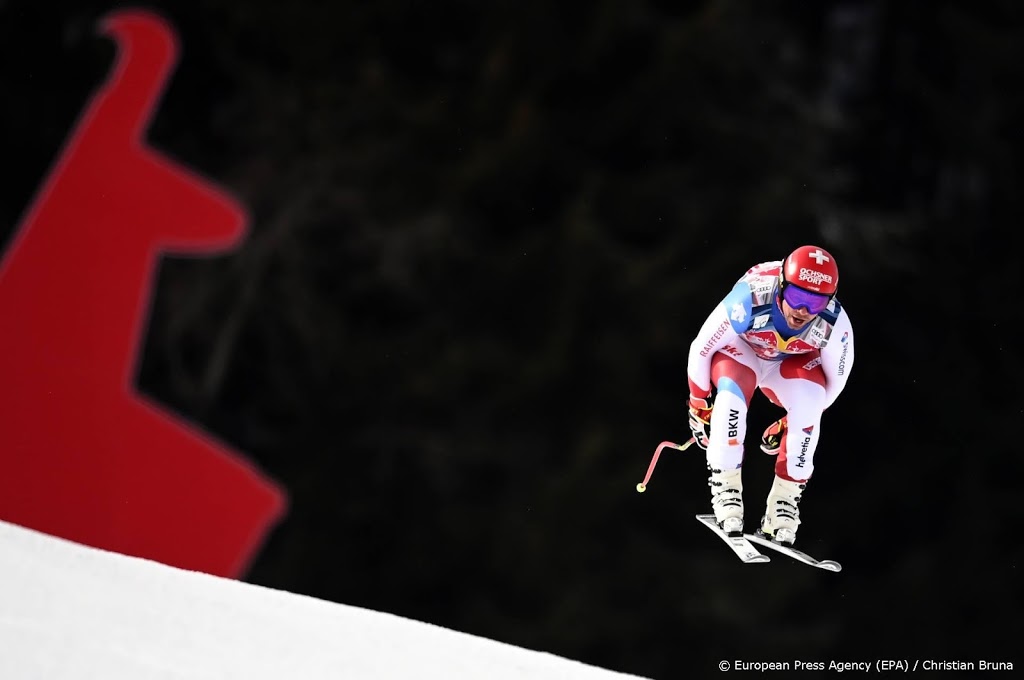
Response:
[687,392,714,450]
[760,416,787,454]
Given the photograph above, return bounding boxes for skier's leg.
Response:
[705,350,759,534]
[758,353,828,544]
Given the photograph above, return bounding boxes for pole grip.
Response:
[636,437,695,492]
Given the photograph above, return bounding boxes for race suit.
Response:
[686,261,855,481]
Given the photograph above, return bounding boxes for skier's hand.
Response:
[687,393,714,450]
[760,416,787,455]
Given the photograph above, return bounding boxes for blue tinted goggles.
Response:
[781,284,831,315]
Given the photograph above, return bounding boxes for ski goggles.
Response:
[781,283,831,315]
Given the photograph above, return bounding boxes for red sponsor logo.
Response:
[786,338,816,353]
[699,320,731,357]
[746,331,777,349]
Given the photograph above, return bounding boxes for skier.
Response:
[686,245,854,545]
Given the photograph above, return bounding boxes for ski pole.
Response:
[635,438,696,493]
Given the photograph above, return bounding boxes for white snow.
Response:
[0,520,649,680]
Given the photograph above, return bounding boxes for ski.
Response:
[695,514,770,564]
[744,532,842,572]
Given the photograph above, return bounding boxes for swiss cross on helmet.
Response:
[780,245,839,296]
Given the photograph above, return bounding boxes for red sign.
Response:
[0,11,286,578]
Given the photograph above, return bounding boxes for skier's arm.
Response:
[686,280,750,396]
[819,308,854,409]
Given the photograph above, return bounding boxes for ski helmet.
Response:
[780,245,839,296]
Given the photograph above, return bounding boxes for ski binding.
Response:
[695,514,770,564]
[744,532,842,572]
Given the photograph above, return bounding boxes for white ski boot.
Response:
[759,475,805,545]
[708,467,744,535]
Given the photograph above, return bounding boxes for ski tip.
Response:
[748,555,771,564]
[818,560,842,572]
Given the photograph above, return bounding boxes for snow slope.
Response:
[0,521,648,680]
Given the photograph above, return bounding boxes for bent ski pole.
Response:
[635,438,696,493]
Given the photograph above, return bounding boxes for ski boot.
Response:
[758,475,805,545]
[709,467,744,536]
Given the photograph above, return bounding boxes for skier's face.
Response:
[780,297,816,329]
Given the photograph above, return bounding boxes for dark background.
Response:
[2,1,1021,678]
